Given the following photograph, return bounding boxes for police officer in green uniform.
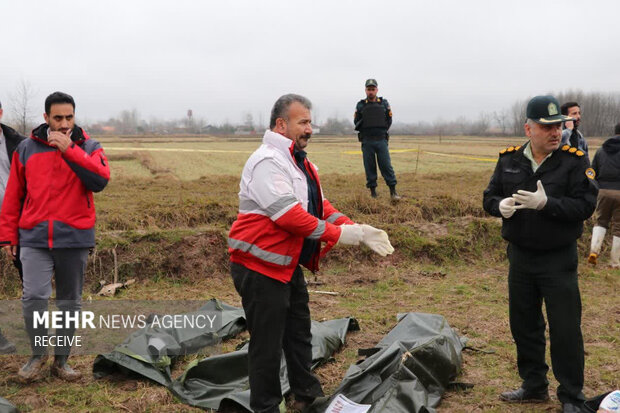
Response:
[354,79,400,200]
[483,95,598,413]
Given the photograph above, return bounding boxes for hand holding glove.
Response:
[513,180,547,210]
[499,197,516,219]
[337,224,364,246]
[360,224,394,256]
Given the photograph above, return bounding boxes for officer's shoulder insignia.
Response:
[563,146,584,157]
[585,168,595,180]
[388,110,393,117]
[500,145,517,155]
[377,98,381,102]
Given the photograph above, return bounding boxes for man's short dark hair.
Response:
[615,122,620,135]
[269,94,312,129]
[45,92,75,114]
[560,101,579,116]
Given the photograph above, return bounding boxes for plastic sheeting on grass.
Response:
[307,312,466,413]
[169,317,360,411]
[92,299,247,386]
[0,397,18,413]
[92,299,359,412]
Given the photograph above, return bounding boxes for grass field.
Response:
[0,135,617,413]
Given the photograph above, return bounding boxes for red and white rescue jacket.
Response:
[228,130,354,282]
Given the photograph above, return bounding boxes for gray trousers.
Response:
[20,247,89,356]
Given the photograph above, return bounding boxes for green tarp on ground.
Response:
[93,302,465,412]
[93,299,247,386]
[306,312,466,413]
[0,397,18,413]
[169,317,359,411]
[92,299,359,411]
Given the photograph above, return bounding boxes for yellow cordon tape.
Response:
[343,148,496,162]
[106,146,496,162]
[105,147,253,153]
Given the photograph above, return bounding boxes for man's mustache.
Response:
[300,133,312,140]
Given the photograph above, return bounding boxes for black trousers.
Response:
[361,138,397,189]
[231,263,323,413]
[507,241,585,404]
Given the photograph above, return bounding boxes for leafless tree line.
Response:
[3,81,619,137]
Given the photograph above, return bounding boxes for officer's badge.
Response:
[548,103,558,115]
[585,168,596,180]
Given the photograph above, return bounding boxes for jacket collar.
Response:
[30,123,87,146]
[263,129,295,158]
[512,142,562,175]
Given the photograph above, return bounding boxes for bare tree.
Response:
[509,98,528,136]
[118,109,140,134]
[492,110,510,135]
[9,79,38,134]
[433,118,446,143]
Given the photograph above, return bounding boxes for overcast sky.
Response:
[2,0,619,126]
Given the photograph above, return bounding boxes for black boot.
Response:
[370,187,378,198]
[51,355,81,381]
[0,328,16,354]
[389,185,401,201]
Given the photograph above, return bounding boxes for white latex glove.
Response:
[337,224,364,246]
[360,224,394,256]
[513,180,547,210]
[499,197,517,219]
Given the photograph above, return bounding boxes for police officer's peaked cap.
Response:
[365,79,378,87]
[527,95,573,124]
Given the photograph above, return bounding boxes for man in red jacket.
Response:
[0,92,110,382]
[229,94,393,412]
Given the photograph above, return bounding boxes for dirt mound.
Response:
[160,232,229,278]
[85,230,229,287]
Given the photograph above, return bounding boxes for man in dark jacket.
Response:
[0,92,110,382]
[588,122,620,268]
[483,95,597,413]
[0,99,26,354]
[354,79,400,200]
[561,102,588,156]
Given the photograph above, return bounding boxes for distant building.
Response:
[234,128,256,135]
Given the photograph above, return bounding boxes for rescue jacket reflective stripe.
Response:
[228,237,293,266]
